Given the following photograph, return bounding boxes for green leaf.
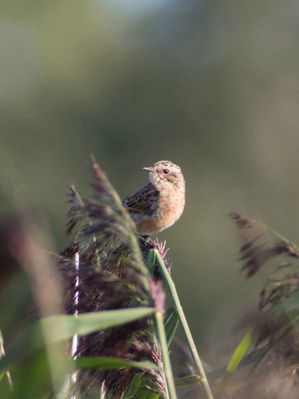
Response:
[0,307,155,373]
[136,391,161,399]
[125,376,161,399]
[40,307,155,343]
[224,290,299,377]
[164,307,179,347]
[226,329,253,373]
[74,356,158,371]
[123,373,148,397]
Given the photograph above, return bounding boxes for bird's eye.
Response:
[163,168,169,174]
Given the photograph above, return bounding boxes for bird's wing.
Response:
[123,183,159,216]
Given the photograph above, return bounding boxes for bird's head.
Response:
[143,160,185,190]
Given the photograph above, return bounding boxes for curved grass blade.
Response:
[226,329,253,374]
[154,249,214,399]
[41,307,155,343]
[137,391,161,399]
[0,307,155,373]
[74,356,158,371]
[121,373,161,399]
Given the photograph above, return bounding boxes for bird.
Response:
[123,160,185,236]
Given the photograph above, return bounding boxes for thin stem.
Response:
[71,185,101,267]
[155,311,177,399]
[154,250,214,399]
[71,252,80,358]
[71,251,80,399]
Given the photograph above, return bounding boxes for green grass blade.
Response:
[0,307,155,373]
[41,307,155,343]
[121,373,160,399]
[154,249,214,399]
[155,311,177,399]
[74,356,158,371]
[136,391,161,399]
[226,329,253,373]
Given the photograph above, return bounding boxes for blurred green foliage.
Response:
[1,0,298,365]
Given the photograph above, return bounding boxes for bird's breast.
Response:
[135,187,185,235]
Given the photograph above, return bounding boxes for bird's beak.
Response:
[143,166,152,172]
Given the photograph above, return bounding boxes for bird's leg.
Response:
[138,235,155,249]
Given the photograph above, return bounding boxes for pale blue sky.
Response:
[100,0,170,16]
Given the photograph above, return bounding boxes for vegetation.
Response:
[1,158,299,398]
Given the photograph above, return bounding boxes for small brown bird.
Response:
[123,160,185,235]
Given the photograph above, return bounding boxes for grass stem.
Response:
[155,311,177,399]
[154,250,214,399]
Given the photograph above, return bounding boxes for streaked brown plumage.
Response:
[123,160,185,235]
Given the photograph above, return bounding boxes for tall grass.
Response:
[1,158,299,398]
[0,157,213,398]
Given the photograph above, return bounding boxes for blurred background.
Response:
[1,0,298,368]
